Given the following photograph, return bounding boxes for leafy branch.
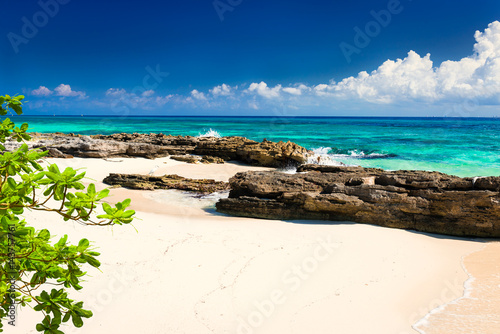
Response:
[0,94,136,333]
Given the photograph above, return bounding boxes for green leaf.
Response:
[102,202,113,214]
[72,313,83,328]
[121,198,131,208]
[83,255,100,268]
[77,238,89,251]
[122,210,135,218]
[10,104,22,115]
[56,235,68,249]
[96,188,110,200]
[7,177,16,189]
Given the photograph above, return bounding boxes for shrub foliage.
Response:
[0,95,136,333]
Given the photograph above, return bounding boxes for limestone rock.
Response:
[6,133,311,167]
[216,165,500,237]
[103,173,229,193]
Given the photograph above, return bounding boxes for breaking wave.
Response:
[197,129,222,138]
[307,147,397,166]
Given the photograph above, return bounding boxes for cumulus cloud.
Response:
[32,86,52,96]
[318,21,500,104]
[191,89,207,100]
[105,88,172,109]
[210,84,233,97]
[282,84,309,96]
[327,51,438,103]
[190,21,500,110]
[105,88,127,98]
[31,84,86,98]
[54,84,86,98]
[142,90,155,97]
[247,81,282,99]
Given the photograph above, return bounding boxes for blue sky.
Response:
[1,0,500,116]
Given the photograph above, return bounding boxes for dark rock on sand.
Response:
[216,164,500,237]
[170,155,225,164]
[103,173,229,193]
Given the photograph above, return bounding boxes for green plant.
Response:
[0,95,136,333]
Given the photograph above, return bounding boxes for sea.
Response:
[11,116,500,177]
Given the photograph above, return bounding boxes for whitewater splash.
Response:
[306,147,396,166]
[341,150,396,159]
[306,147,347,166]
[197,129,222,138]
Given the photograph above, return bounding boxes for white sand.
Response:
[10,157,485,334]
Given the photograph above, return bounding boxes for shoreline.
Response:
[10,156,495,333]
[414,241,500,333]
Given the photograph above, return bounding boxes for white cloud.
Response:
[154,95,173,106]
[282,87,301,95]
[247,81,282,98]
[105,88,173,109]
[328,51,438,103]
[54,84,86,98]
[32,86,52,96]
[105,88,127,97]
[191,89,207,100]
[210,84,233,97]
[142,90,155,97]
[283,85,309,96]
[325,21,500,104]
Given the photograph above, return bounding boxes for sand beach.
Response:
[10,156,496,334]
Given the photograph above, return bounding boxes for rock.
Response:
[6,133,311,167]
[103,173,229,193]
[93,133,310,167]
[216,165,500,237]
[169,155,225,164]
[45,147,73,159]
[200,156,225,164]
[170,155,202,163]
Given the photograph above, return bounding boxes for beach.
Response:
[5,6,500,333]
[11,156,493,334]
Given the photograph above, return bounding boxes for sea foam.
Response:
[306,147,346,166]
[307,147,396,166]
[197,128,222,138]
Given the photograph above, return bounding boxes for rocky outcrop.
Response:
[5,133,310,167]
[103,173,229,193]
[170,155,225,164]
[93,133,310,167]
[216,164,500,237]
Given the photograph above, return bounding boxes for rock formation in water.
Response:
[216,164,500,237]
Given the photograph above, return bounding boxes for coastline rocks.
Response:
[93,133,310,167]
[103,173,229,193]
[216,165,500,237]
[7,133,310,167]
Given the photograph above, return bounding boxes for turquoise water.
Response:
[8,116,500,177]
